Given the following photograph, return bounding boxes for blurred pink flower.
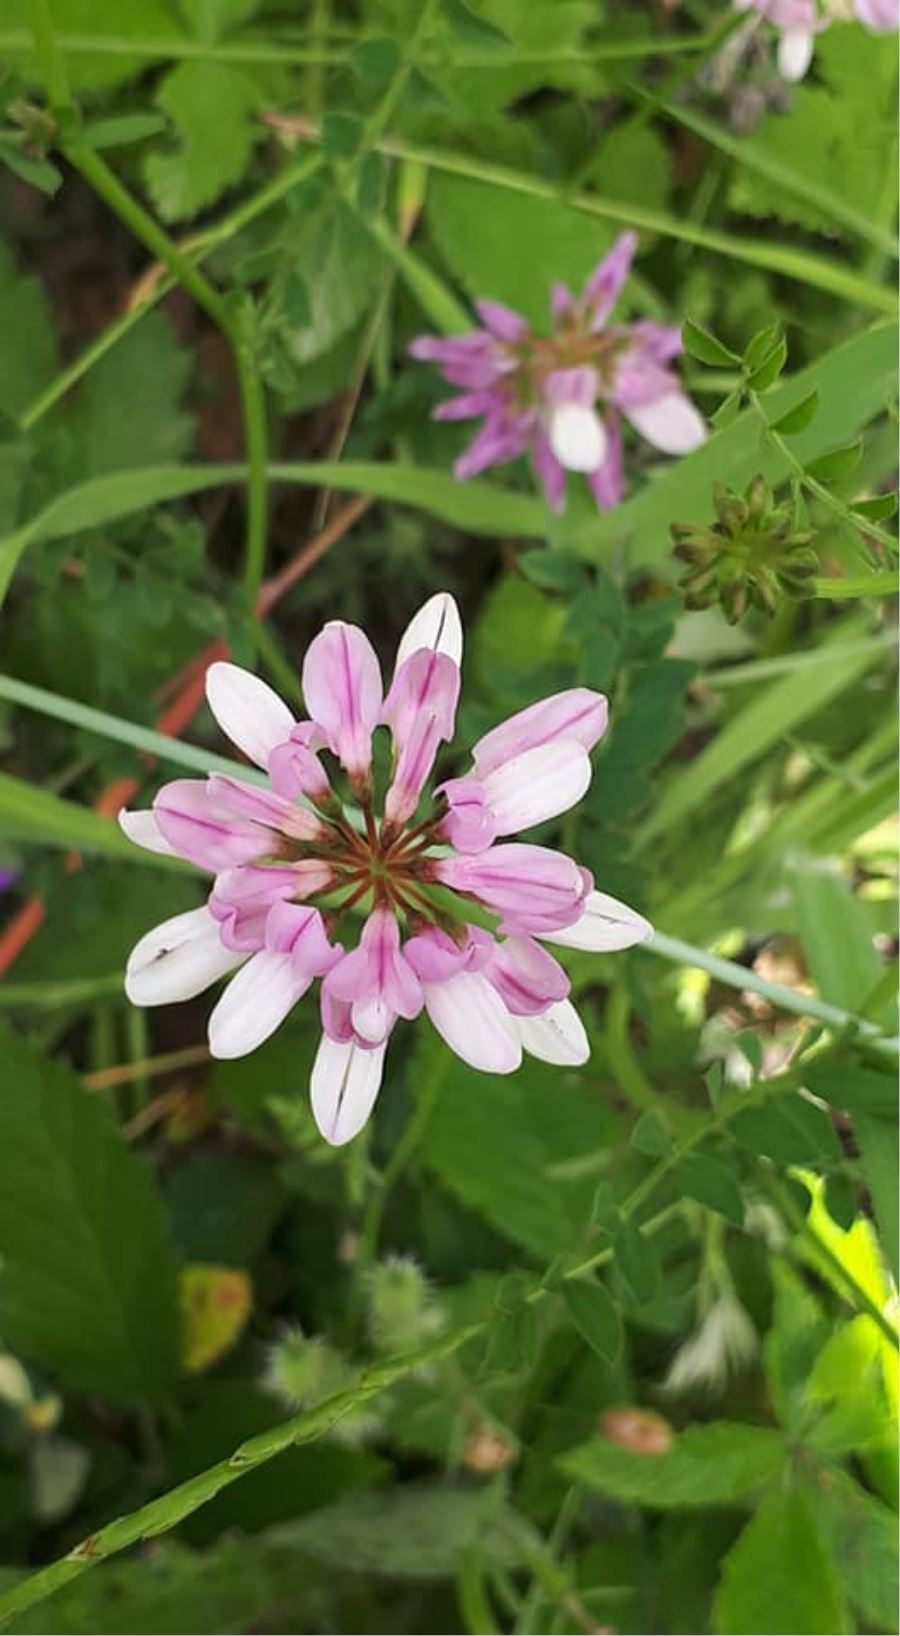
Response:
[121,595,651,1145]
[736,0,897,81]
[410,233,705,514]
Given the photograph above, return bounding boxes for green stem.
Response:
[28,0,269,627]
[749,390,898,555]
[763,1172,900,1350]
[357,1048,450,1268]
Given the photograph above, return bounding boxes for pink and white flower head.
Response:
[736,0,897,81]
[410,233,706,514]
[120,594,651,1146]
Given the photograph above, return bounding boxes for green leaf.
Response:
[177,0,263,41]
[743,321,783,373]
[851,491,897,521]
[82,112,167,149]
[675,1153,744,1226]
[635,622,882,845]
[0,142,61,196]
[682,319,740,369]
[613,1218,661,1305]
[803,1468,899,1632]
[3,0,185,94]
[440,0,511,49]
[517,549,587,595]
[0,461,546,605]
[70,310,193,477]
[274,1482,528,1578]
[772,387,818,435]
[0,769,183,865]
[571,322,898,569]
[419,1039,619,1260]
[747,335,787,392]
[561,1421,787,1508]
[793,870,891,1022]
[0,1026,180,1401]
[0,239,57,419]
[854,1115,899,1280]
[806,440,863,483]
[427,171,619,329]
[714,1487,851,1636]
[561,1281,623,1365]
[145,62,257,221]
[730,1093,841,1167]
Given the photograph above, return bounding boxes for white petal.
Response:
[205,661,295,768]
[626,392,707,456]
[424,971,522,1074]
[395,593,463,671]
[125,906,240,1006]
[547,403,607,473]
[518,1000,589,1066]
[777,27,814,81]
[208,951,310,1059]
[118,807,177,857]
[542,890,653,952]
[482,740,592,834]
[310,1036,386,1146]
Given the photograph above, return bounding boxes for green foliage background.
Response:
[0,0,896,1631]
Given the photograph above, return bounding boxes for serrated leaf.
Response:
[0,1026,180,1400]
[748,335,788,392]
[714,1487,851,1635]
[419,1037,619,1260]
[562,1281,623,1364]
[562,1421,787,1508]
[145,62,257,221]
[804,1469,899,1632]
[806,440,863,483]
[682,319,740,368]
[772,387,818,435]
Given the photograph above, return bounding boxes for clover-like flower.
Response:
[120,594,651,1146]
[735,0,897,82]
[410,233,706,514]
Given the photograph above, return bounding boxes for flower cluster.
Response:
[121,595,651,1146]
[736,0,898,82]
[410,233,706,515]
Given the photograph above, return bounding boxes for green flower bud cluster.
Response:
[263,1328,380,1445]
[366,1255,443,1357]
[672,475,818,623]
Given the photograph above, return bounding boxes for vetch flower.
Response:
[735,0,897,81]
[410,233,706,513]
[121,593,652,1146]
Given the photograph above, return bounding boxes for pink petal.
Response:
[582,232,638,328]
[485,935,570,1016]
[265,901,343,975]
[586,414,625,512]
[435,844,589,933]
[472,690,608,776]
[267,724,331,805]
[517,999,590,1065]
[626,391,707,456]
[422,970,522,1073]
[205,662,295,768]
[214,863,329,908]
[301,621,383,782]
[437,777,498,853]
[125,906,240,1006]
[310,1035,386,1146]
[206,774,324,842]
[531,429,567,513]
[382,649,461,824]
[480,741,592,835]
[473,298,528,342]
[540,889,653,951]
[324,908,422,1038]
[208,950,312,1059]
[405,923,490,984]
[154,781,267,871]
